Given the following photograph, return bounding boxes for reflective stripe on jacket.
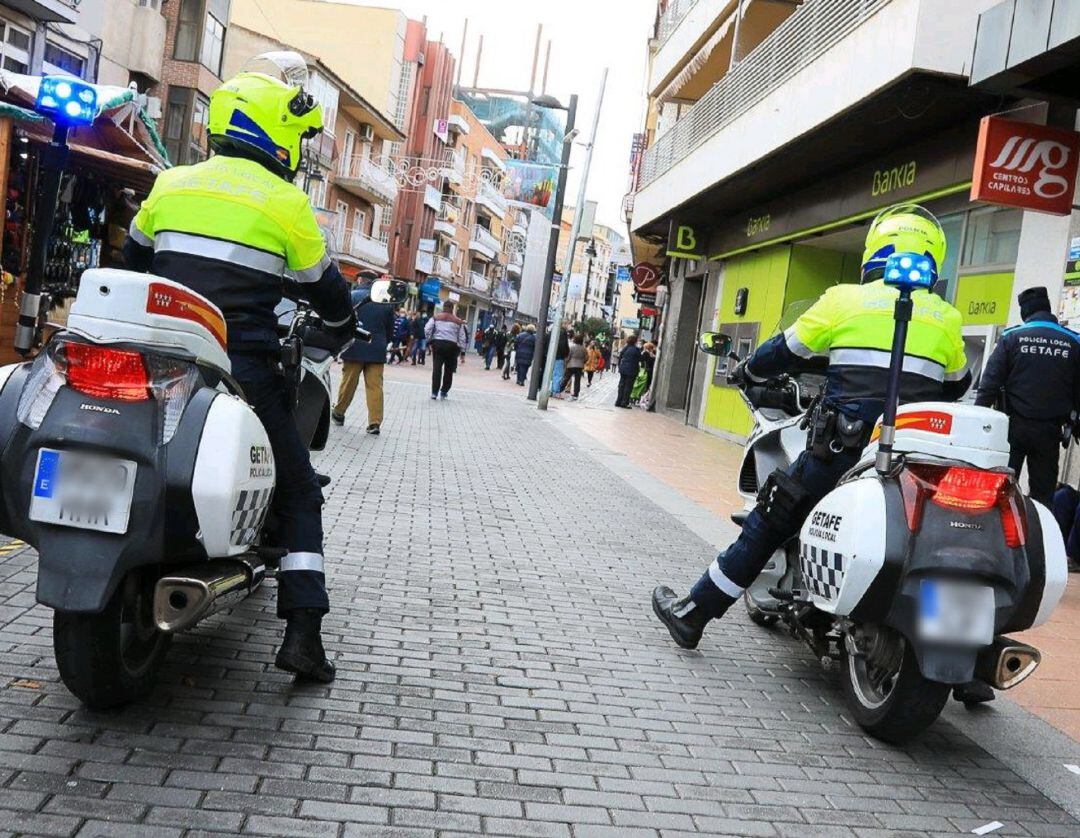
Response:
[129,154,348,352]
[748,280,968,421]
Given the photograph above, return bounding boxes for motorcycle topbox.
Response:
[799,403,1068,681]
[0,270,276,613]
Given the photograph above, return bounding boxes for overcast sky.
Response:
[330,0,656,232]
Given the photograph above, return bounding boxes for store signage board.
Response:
[710,127,978,257]
[621,317,640,329]
[666,220,704,260]
[971,117,1080,216]
[953,272,1013,327]
[631,262,661,293]
[636,292,657,305]
[616,265,631,282]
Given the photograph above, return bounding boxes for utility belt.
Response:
[803,399,871,462]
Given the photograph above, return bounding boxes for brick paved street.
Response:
[1,369,1079,836]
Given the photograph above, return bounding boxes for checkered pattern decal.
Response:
[231,488,273,546]
[801,543,844,600]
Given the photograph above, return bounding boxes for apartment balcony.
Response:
[129,3,167,81]
[469,271,492,294]
[632,0,984,232]
[506,250,524,277]
[511,217,528,238]
[335,155,399,206]
[469,225,500,262]
[442,148,467,185]
[434,203,459,238]
[476,179,508,219]
[12,0,77,24]
[448,113,470,135]
[433,254,455,281]
[338,228,389,269]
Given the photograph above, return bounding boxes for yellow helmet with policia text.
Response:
[207,51,323,181]
[861,204,948,284]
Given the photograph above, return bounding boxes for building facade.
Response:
[624,0,1051,436]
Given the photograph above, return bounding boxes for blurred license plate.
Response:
[918,579,994,645]
[28,449,136,534]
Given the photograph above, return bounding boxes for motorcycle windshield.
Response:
[776,299,817,332]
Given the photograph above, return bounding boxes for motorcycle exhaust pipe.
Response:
[153,556,265,633]
[975,636,1041,690]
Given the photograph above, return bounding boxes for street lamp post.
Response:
[578,239,598,323]
[537,68,608,411]
[527,93,578,400]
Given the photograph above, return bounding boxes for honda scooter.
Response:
[0,72,407,708]
[699,260,1067,743]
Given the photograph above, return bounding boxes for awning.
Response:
[657,13,736,104]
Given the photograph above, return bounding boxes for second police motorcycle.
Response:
[0,64,407,708]
[698,249,1067,744]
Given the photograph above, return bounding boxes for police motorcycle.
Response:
[699,258,1068,744]
[0,72,407,708]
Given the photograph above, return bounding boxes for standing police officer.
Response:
[976,286,1080,507]
[124,54,355,682]
[652,205,970,649]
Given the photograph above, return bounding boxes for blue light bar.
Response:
[35,75,97,126]
[883,251,935,291]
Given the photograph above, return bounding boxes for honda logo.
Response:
[972,117,1080,216]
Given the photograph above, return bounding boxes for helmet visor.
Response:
[241,50,310,89]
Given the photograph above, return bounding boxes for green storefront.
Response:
[697,126,1021,438]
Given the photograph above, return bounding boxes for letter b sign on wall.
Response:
[972,116,1080,216]
[667,219,704,260]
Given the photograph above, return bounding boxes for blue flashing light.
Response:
[35,75,98,126]
[884,251,936,291]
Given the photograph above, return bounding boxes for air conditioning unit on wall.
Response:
[358,123,375,143]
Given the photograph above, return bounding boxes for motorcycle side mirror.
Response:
[698,331,733,357]
[370,279,410,305]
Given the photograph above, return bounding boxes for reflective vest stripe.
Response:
[155,231,286,277]
[829,347,945,382]
[784,326,821,359]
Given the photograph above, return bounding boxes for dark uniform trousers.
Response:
[1008,416,1061,508]
[232,355,329,617]
[691,447,862,612]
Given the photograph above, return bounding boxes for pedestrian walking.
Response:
[503,323,521,380]
[482,322,499,370]
[600,341,611,379]
[494,325,509,371]
[585,341,601,387]
[410,310,429,365]
[615,334,642,408]
[388,308,410,364]
[514,324,537,386]
[333,279,394,435]
[632,342,657,405]
[425,301,470,399]
[976,286,1080,506]
[563,333,587,400]
[549,325,571,397]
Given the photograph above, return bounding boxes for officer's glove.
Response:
[300,313,357,356]
[728,358,750,387]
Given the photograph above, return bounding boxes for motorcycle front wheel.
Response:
[53,571,171,710]
[839,631,949,745]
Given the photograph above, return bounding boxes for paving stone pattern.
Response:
[0,377,1076,836]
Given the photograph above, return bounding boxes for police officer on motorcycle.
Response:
[652,205,970,649]
[123,54,355,682]
[975,286,1080,507]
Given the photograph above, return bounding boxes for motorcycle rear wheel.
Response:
[53,573,171,710]
[840,633,948,745]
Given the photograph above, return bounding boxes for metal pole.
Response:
[538,68,608,411]
[875,289,913,474]
[15,122,68,355]
[527,94,578,400]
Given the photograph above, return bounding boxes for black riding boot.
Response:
[652,586,714,650]
[276,609,336,683]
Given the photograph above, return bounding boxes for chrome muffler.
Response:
[975,636,1041,690]
[153,556,265,633]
